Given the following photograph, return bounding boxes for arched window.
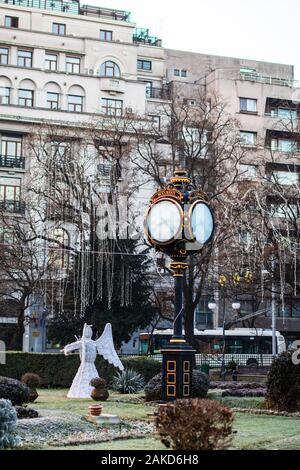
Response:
[49,228,70,270]
[99,61,121,78]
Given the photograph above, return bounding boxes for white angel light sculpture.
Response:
[63,323,124,399]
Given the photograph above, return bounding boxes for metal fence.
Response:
[119,353,274,368]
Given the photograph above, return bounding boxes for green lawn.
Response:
[19,389,300,451]
[33,389,154,420]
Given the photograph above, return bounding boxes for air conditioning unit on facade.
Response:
[125,107,134,114]
[157,268,165,275]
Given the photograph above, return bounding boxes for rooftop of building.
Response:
[0,0,163,46]
[0,0,131,20]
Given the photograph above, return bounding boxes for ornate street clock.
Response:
[145,170,215,401]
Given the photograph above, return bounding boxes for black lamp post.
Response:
[145,170,215,401]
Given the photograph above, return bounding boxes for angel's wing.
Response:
[95,323,124,371]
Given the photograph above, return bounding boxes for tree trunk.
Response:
[15,310,25,351]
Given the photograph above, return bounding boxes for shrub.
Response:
[226,360,237,371]
[90,377,109,401]
[210,381,266,390]
[144,373,162,401]
[21,373,41,389]
[221,388,266,397]
[0,399,21,449]
[15,406,39,420]
[120,357,161,383]
[145,370,210,402]
[112,368,145,394]
[266,351,300,412]
[156,399,234,450]
[0,353,160,388]
[0,377,29,406]
[90,377,107,388]
[192,370,210,397]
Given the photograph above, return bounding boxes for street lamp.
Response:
[145,170,215,401]
[208,294,241,380]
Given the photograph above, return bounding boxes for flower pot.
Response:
[89,404,103,417]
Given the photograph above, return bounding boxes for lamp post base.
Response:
[161,341,196,402]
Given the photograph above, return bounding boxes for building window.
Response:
[144,81,153,98]
[45,52,58,71]
[239,230,252,246]
[149,115,161,129]
[100,30,113,41]
[137,59,152,71]
[5,16,19,28]
[240,131,257,146]
[0,134,23,168]
[100,61,121,77]
[240,98,257,113]
[174,69,187,77]
[271,108,297,119]
[52,23,66,35]
[0,177,21,213]
[98,163,112,177]
[49,228,70,270]
[47,92,60,110]
[66,56,80,74]
[239,164,257,179]
[101,98,123,116]
[0,47,9,65]
[0,87,10,105]
[67,95,83,112]
[270,203,297,219]
[271,138,297,152]
[18,89,33,107]
[17,50,32,68]
[271,170,299,185]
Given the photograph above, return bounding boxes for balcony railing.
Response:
[133,28,162,47]
[240,71,299,88]
[0,155,25,169]
[0,0,80,14]
[0,0,131,20]
[146,87,170,100]
[0,200,25,214]
[80,5,131,21]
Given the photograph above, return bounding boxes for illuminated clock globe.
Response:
[146,199,182,245]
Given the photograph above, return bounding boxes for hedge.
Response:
[0,353,161,388]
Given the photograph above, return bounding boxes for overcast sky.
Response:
[87,0,300,79]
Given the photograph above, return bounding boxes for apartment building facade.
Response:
[0,0,299,351]
[164,50,300,341]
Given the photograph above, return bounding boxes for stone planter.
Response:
[89,404,103,417]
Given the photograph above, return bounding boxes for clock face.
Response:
[190,202,214,245]
[146,199,182,244]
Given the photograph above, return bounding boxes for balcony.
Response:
[0,155,25,169]
[146,86,170,100]
[0,200,25,214]
[133,28,162,47]
[240,71,298,88]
